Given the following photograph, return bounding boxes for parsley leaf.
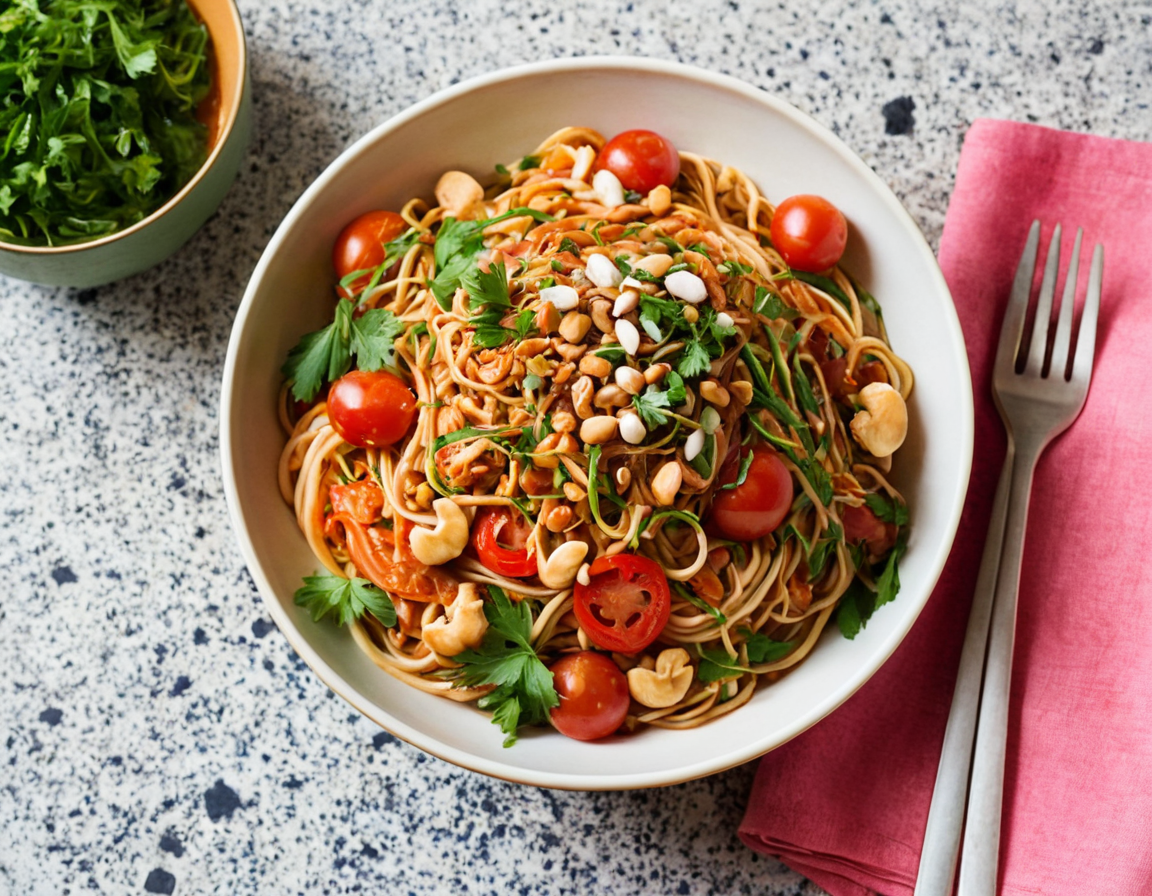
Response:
[836,578,874,640]
[676,340,712,379]
[874,536,907,609]
[558,237,581,255]
[451,586,559,747]
[754,285,799,321]
[864,493,910,526]
[294,574,396,627]
[464,259,516,348]
[697,645,748,683]
[281,300,407,401]
[717,259,752,277]
[632,389,673,429]
[739,628,796,664]
[807,521,843,581]
[518,154,541,171]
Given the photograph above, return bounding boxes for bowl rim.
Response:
[0,0,248,256]
[220,55,974,790]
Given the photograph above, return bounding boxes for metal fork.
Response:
[914,221,1104,896]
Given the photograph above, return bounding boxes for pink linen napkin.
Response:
[738,118,1152,896]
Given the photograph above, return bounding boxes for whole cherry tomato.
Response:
[769,195,848,272]
[594,129,680,195]
[327,369,416,448]
[332,210,408,294]
[549,651,631,741]
[472,506,538,578]
[573,554,671,654]
[709,444,794,542]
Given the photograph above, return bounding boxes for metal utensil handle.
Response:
[957,440,1042,895]
[913,445,1016,896]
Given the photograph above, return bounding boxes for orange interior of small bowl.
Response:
[0,0,246,255]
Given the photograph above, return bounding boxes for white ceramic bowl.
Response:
[221,58,973,790]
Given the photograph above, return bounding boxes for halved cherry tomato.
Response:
[573,554,671,654]
[333,210,408,294]
[770,195,848,272]
[549,651,630,741]
[841,504,897,559]
[594,129,680,195]
[472,506,538,578]
[709,444,794,542]
[327,370,416,448]
[337,515,457,603]
[329,479,384,525]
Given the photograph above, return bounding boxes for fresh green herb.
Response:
[538,276,555,290]
[613,255,633,276]
[798,457,834,506]
[624,189,642,204]
[281,300,406,401]
[464,259,516,348]
[338,228,423,299]
[836,536,906,639]
[522,373,543,392]
[451,586,559,747]
[753,285,799,321]
[874,535,907,609]
[0,0,212,245]
[632,389,673,429]
[717,259,752,277]
[550,258,564,272]
[514,308,537,341]
[793,356,821,417]
[494,162,510,175]
[851,278,885,319]
[719,450,753,491]
[428,208,552,309]
[806,521,843,581]
[294,574,396,627]
[654,233,684,253]
[663,370,687,405]
[590,220,607,246]
[780,270,852,310]
[673,581,726,625]
[676,340,712,379]
[666,262,692,275]
[559,237,581,256]
[865,492,910,526]
[738,628,796,664]
[697,645,748,683]
[518,154,541,171]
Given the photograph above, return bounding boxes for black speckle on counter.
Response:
[251,618,276,639]
[372,731,398,750]
[1088,37,1104,54]
[203,780,241,822]
[882,96,916,134]
[168,676,192,698]
[51,565,77,585]
[192,627,208,645]
[39,708,63,726]
[159,833,184,857]
[143,868,176,895]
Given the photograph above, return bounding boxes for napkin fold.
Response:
[739,119,1152,896]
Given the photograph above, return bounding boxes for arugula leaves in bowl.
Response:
[0,0,213,247]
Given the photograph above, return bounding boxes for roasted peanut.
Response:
[515,337,551,357]
[647,184,672,217]
[651,461,683,506]
[559,311,592,344]
[553,362,576,385]
[563,481,588,503]
[552,410,577,434]
[555,341,587,362]
[579,414,619,445]
[644,362,671,385]
[850,382,908,457]
[633,253,675,277]
[728,380,754,405]
[699,379,731,407]
[594,383,631,409]
[571,375,596,419]
[590,299,615,334]
[578,354,612,378]
[614,366,645,395]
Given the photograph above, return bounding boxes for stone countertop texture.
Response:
[2,1,1149,893]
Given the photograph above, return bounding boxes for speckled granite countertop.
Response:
[2,1,1148,893]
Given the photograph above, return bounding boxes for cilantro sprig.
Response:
[281,300,406,402]
[837,535,908,639]
[450,587,559,747]
[294,574,397,627]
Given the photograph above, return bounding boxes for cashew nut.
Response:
[409,498,469,566]
[849,382,908,458]
[435,170,484,217]
[627,648,694,708]
[537,539,589,589]
[422,583,489,657]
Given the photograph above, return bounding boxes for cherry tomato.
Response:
[549,651,630,741]
[472,506,538,578]
[573,554,671,654]
[327,370,416,448]
[332,210,408,294]
[770,195,848,272]
[841,504,898,558]
[594,129,680,195]
[709,444,794,542]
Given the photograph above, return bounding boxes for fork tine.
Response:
[1023,224,1062,376]
[996,220,1041,379]
[1071,244,1104,384]
[1046,228,1082,379]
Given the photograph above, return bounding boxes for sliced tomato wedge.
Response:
[573,554,671,654]
[472,506,538,578]
[337,515,457,603]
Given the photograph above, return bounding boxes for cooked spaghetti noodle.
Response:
[277,127,913,743]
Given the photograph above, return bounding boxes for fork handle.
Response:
[957,438,1042,896]
[913,445,1016,896]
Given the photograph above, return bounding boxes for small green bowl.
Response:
[0,0,251,288]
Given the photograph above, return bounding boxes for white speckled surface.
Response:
[2,1,1149,893]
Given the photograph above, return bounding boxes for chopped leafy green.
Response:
[865,492,910,526]
[0,0,212,245]
[294,574,396,627]
[673,581,726,625]
[754,285,799,321]
[558,236,581,256]
[806,521,843,580]
[836,578,874,640]
[464,259,514,348]
[696,644,748,683]
[632,389,673,429]
[717,259,752,277]
[874,535,907,609]
[518,154,541,171]
[739,628,796,664]
[719,449,753,491]
[451,586,559,747]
